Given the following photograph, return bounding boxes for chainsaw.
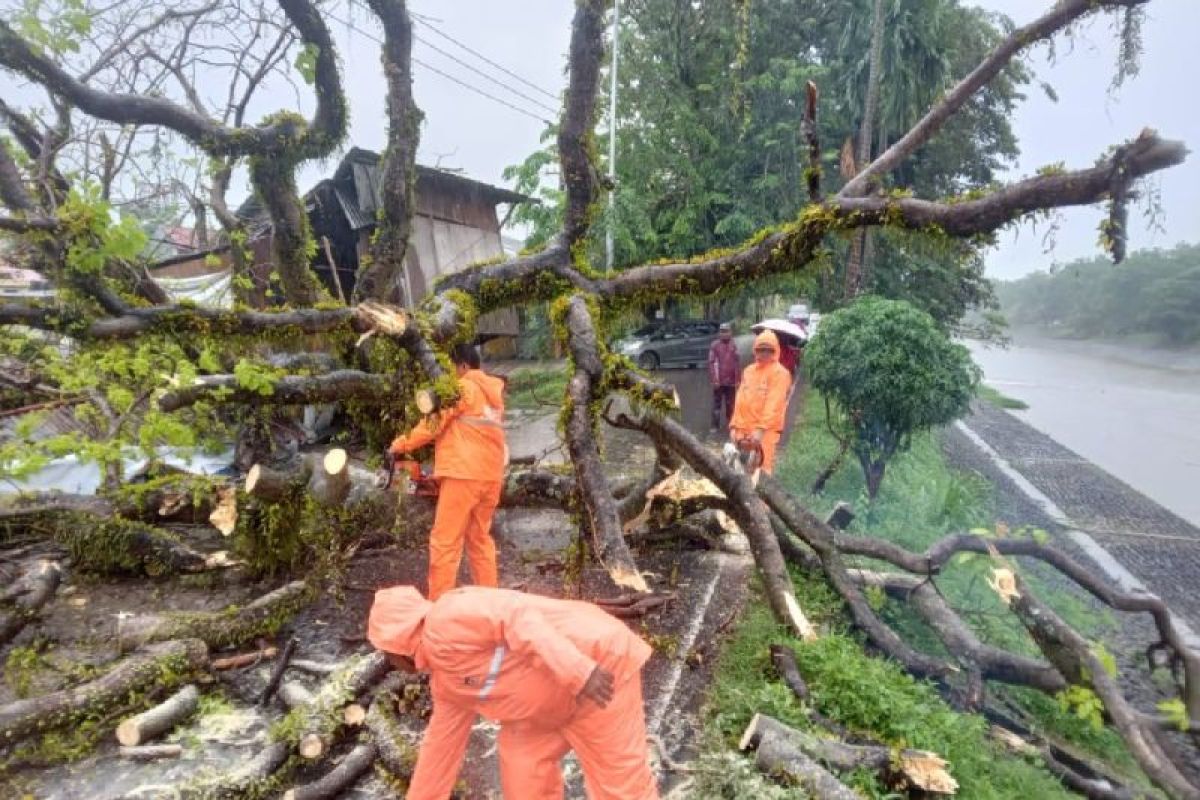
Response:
[378,453,439,497]
[722,436,764,474]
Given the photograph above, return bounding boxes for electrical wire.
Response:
[412,19,560,102]
[324,8,556,125]
[414,34,560,116]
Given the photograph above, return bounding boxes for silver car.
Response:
[614,320,721,370]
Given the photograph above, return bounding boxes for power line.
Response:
[414,34,560,116]
[413,20,560,102]
[324,9,554,125]
[412,57,552,124]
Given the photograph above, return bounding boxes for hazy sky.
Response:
[3,0,1194,280]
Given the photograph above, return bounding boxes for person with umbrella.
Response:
[729,329,792,475]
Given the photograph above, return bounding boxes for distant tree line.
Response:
[995,243,1200,346]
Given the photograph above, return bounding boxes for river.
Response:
[967,336,1200,528]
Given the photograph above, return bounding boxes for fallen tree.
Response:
[1,0,1197,795]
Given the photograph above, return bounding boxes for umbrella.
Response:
[751,318,808,345]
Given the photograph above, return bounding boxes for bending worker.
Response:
[368,585,660,800]
[729,329,791,474]
[389,344,507,600]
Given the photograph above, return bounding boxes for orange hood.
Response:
[368,586,433,657]
[753,329,781,362]
[462,369,505,411]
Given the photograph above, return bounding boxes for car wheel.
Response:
[638,352,660,371]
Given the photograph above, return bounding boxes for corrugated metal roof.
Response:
[334,184,374,231]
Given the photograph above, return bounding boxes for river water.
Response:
[967,336,1200,528]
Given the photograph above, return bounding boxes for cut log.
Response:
[415,388,436,415]
[245,461,311,502]
[258,636,298,706]
[291,652,390,760]
[742,713,959,795]
[342,703,366,726]
[116,684,200,746]
[0,559,61,644]
[120,743,183,761]
[740,714,860,800]
[184,740,291,799]
[282,741,377,800]
[307,449,351,508]
[211,646,278,671]
[118,581,310,652]
[366,696,417,779]
[0,639,207,744]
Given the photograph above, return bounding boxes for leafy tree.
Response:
[806,296,980,497]
[506,0,1026,333]
[996,243,1200,346]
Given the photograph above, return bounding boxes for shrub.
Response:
[805,296,979,497]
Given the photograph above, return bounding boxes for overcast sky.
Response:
[3,0,1194,280]
[333,0,1196,282]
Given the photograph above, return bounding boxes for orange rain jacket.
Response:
[390,368,508,481]
[730,329,792,434]
[368,586,654,800]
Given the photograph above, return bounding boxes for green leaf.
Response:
[1156,698,1189,732]
[295,43,320,85]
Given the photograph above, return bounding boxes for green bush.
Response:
[806,296,980,497]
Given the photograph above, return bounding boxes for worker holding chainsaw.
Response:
[368,585,659,800]
[729,329,791,475]
[389,343,508,600]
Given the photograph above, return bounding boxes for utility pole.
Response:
[605,0,620,275]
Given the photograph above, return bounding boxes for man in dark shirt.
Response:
[708,322,741,431]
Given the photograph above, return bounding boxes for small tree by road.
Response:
[806,296,979,498]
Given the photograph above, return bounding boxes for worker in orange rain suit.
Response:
[389,343,508,600]
[729,329,792,474]
[367,585,660,800]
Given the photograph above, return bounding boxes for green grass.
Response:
[977,384,1030,410]
[503,364,569,410]
[695,391,1149,796]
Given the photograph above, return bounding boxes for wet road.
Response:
[968,338,1200,528]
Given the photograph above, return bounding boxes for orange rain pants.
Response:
[427,477,501,600]
[499,674,657,800]
[730,428,782,475]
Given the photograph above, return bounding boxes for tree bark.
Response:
[740,714,860,800]
[0,639,208,744]
[0,559,61,645]
[282,741,377,800]
[292,652,391,760]
[561,297,649,593]
[365,695,416,779]
[120,743,183,760]
[117,581,310,652]
[356,0,421,304]
[258,636,298,707]
[115,684,200,746]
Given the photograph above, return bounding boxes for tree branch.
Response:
[840,0,1151,196]
[354,0,421,304]
[157,370,397,412]
[560,296,649,592]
